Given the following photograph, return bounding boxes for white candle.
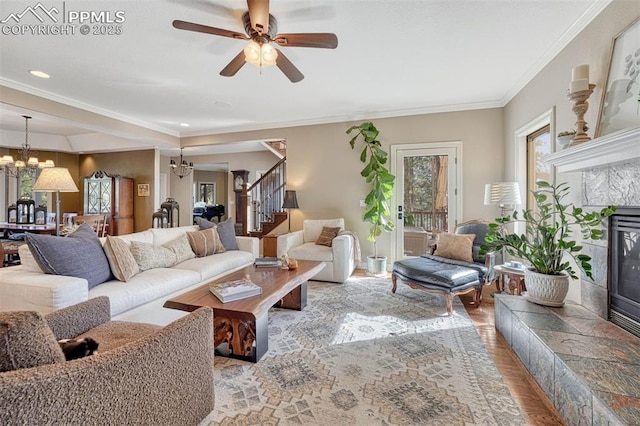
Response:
[571,64,589,82]
[570,78,589,93]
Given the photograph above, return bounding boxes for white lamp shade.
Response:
[33,167,79,192]
[484,182,522,206]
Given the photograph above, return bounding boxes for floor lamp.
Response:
[33,167,79,236]
[282,190,299,233]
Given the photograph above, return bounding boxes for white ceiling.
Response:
[0,0,610,156]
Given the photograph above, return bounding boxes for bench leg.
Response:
[391,274,398,293]
[445,293,453,316]
[474,285,483,308]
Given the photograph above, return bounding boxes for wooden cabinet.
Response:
[84,171,134,235]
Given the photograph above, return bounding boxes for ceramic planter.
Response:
[367,256,387,276]
[523,268,570,307]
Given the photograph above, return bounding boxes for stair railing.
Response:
[244,157,286,233]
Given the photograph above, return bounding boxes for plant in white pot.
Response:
[480,181,615,307]
[346,122,395,275]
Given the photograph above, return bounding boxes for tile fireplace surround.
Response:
[497,127,640,425]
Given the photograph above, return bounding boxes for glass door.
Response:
[393,145,459,259]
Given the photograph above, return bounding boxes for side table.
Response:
[494,264,526,295]
[262,235,278,257]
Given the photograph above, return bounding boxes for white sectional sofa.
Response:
[0,225,259,325]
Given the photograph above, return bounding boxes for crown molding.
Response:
[0,78,179,138]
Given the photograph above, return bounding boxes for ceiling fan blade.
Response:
[247,0,270,35]
[274,33,338,49]
[172,20,247,40]
[275,49,304,83]
[220,51,247,77]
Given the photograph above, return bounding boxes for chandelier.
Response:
[170,148,193,179]
[0,115,55,178]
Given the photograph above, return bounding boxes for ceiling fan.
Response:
[173,0,338,83]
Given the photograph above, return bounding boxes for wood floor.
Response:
[459,286,566,425]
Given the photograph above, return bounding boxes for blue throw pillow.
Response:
[26,223,113,289]
[196,216,239,251]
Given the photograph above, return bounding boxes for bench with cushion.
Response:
[391,219,498,315]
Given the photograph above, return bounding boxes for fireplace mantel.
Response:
[544,126,640,173]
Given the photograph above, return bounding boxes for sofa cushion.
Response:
[130,241,178,271]
[76,320,161,353]
[173,250,254,281]
[315,226,341,247]
[150,225,198,246]
[288,242,334,262]
[303,219,344,243]
[163,234,196,264]
[186,228,225,257]
[26,223,113,289]
[0,311,66,372]
[103,236,140,282]
[216,217,239,251]
[18,244,43,273]
[433,233,475,263]
[196,217,239,251]
[89,268,203,316]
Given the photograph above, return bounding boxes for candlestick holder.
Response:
[566,83,595,147]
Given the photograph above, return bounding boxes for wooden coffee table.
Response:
[164,260,324,362]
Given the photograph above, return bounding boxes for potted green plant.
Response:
[480,181,615,306]
[346,122,395,275]
[557,126,588,149]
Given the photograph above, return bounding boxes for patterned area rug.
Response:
[202,275,524,425]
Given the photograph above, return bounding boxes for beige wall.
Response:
[79,150,155,232]
[184,108,504,261]
[503,0,639,302]
[168,151,279,226]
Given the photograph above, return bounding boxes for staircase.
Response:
[239,157,288,237]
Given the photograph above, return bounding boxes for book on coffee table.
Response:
[209,278,262,303]
[254,257,282,268]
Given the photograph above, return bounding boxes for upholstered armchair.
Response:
[277,218,356,283]
[0,297,214,426]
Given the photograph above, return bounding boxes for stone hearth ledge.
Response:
[494,294,640,425]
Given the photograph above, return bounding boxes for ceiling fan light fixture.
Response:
[244,41,262,65]
[244,40,278,68]
[261,43,278,66]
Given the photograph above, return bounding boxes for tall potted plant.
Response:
[480,181,615,306]
[346,122,395,275]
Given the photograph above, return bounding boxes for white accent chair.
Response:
[277,218,355,283]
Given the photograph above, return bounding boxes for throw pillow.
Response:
[130,241,178,271]
[0,311,66,372]
[26,223,113,289]
[433,233,476,263]
[163,234,196,264]
[195,216,215,230]
[315,226,341,247]
[216,217,239,250]
[186,228,225,257]
[103,236,140,282]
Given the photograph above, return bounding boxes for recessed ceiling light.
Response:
[29,70,50,79]
[179,123,190,127]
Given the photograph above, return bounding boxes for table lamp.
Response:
[484,182,522,217]
[33,167,79,236]
[282,190,299,233]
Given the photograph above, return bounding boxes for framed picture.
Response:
[137,184,150,197]
[595,17,640,138]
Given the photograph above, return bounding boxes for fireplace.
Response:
[609,208,640,338]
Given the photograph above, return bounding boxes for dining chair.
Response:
[72,214,107,237]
